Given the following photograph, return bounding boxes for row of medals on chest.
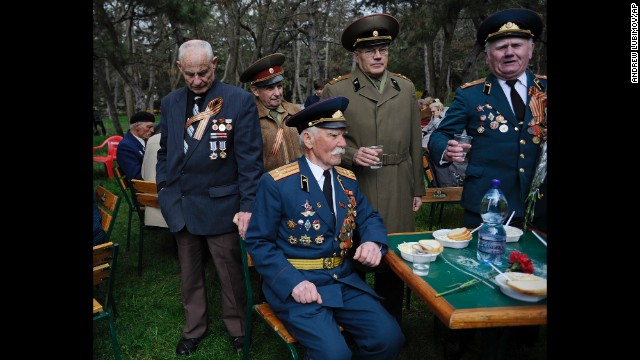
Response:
[209,118,233,159]
[476,104,544,144]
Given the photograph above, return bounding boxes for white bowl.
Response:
[433,229,471,249]
[504,225,524,242]
[397,242,440,263]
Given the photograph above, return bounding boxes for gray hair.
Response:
[299,126,318,148]
[178,39,214,62]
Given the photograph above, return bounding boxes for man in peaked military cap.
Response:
[321,13,425,324]
[241,53,302,172]
[245,96,405,360]
[428,7,547,233]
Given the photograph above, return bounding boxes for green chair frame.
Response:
[93,242,121,360]
[113,164,136,251]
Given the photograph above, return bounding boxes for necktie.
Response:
[322,170,335,221]
[269,109,281,125]
[506,80,525,122]
[184,96,201,153]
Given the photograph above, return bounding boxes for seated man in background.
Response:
[244,96,405,360]
[117,111,156,180]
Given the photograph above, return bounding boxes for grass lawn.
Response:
[92,120,546,359]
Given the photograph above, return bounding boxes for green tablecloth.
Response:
[388,230,547,309]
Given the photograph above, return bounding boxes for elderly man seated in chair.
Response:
[244,96,405,360]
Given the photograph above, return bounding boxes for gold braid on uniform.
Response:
[460,78,486,89]
[329,74,353,85]
[269,162,299,181]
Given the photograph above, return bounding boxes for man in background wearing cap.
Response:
[241,53,302,173]
[116,111,156,180]
[428,8,547,233]
[245,96,405,360]
[157,39,263,355]
[321,13,425,324]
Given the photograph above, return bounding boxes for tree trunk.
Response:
[94,53,123,136]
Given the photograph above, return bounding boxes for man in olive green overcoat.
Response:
[322,13,425,323]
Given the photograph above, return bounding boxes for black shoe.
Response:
[231,336,244,353]
[176,337,201,356]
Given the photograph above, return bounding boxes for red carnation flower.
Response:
[507,251,534,274]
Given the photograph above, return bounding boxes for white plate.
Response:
[494,273,547,302]
[397,242,440,263]
[433,229,471,249]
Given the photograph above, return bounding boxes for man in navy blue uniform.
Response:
[244,96,405,360]
[428,8,547,232]
[157,39,263,355]
[116,111,156,180]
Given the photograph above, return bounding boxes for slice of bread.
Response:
[418,239,443,254]
[447,227,472,241]
[505,273,547,295]
[448,227,467,236]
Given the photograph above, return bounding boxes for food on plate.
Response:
[505,273,547,295]
[417,239,443,254]
[447,227,472,241]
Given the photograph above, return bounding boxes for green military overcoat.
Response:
[322,67,425,232]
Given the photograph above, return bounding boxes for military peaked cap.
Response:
[477,8,543,45]
[340,13,399,52]
[285,96,350,134]
[240,53,286,87]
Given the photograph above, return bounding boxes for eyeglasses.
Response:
[356,47,389,58]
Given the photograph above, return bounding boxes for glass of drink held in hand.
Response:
[368,145,383,169]
[454,134,473,161]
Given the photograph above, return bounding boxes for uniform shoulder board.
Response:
[460,78,486,89]
[535,74,547,80]
[329,73,352,85]
[269,162,299,181]
[390,72,412,82]
[335,166,356,180]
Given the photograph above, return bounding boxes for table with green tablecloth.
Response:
[385,230,547,329]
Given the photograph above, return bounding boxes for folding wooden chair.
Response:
[95,185,121,243]
[129,179,168,275]
[239,237,300,360]
[421,148,463,230]
[93,242,121,360]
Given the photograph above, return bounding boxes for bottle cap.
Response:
[491,179,501,188]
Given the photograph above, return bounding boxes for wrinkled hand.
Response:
[291,280,322,304]
[233,211,251,239]
[443,139,471,163]
[353,146,382,167]
[412,196,422,212]
[353,241,382,267]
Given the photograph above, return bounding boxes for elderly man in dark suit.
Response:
[156,39,263,356]
[428,8,547,232]
[116,111,155,180]
[244,96,405,360]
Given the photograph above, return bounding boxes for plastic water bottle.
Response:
[477,179,508,265]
